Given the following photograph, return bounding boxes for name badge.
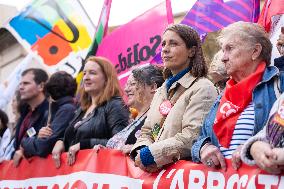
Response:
[159,100,172,116]
[27,127,36,137]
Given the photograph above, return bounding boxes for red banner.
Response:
[0,149,284,189]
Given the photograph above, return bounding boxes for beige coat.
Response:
[132,73,218,167]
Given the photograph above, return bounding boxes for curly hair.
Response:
[130,64,164,104]
[132,64,164,88]
[163,24,208,78]
[45,71,77,100]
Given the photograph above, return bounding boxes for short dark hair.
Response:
[164,24,208,78]
[132,64,164,88]
[45,71,77,100]
[0,109,9,129]
[22,68,49,85]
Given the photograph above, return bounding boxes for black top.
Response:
[125,116,146,145]
[63,96,129,150]
[21,96,76,157]
[275,56,284,71]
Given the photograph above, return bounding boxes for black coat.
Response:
[63,96,129,150]
[275,56,284,71]
[21,96,76,157]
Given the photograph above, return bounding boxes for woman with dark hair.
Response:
[130,24,217,172]
[0,90,23,162]
[18,71,77,159]
[52,56,129,168]
[94,64,164,154]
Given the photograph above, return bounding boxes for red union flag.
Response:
[1,149,284,188]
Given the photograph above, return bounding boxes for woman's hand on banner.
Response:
[231,145,243,170]
[251,141,280,174]
[93,144,105,153]
[52,140,65,168]
[67,143,80,166]
[13,147,25,167]
[120,144,133,154]
[200,143,227,171]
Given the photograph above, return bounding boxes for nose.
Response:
[83,72,89,82]
[124,84,130,93]
[221,52,228,64]
[19,83,24,91]
[162,44,169,54]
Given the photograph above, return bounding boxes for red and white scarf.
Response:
[213,62,266,148]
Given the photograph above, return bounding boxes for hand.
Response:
[120,144,133,154]
[250,141,280,174]
[93,144,105,153]
[276,27,284,56]
[134,151,159,172]
[231,145,243,170]
[271,148,284,165]
[146,164,160,173]
[134,150,144,168]
[13,148,24,167]
[38,126,53,139]
[200,143,226,171]
[52,140,65,168]
[67,143,80,166]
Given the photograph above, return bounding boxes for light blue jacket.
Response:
[191,66,284,162]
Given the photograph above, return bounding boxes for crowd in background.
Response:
[0,21,284,175]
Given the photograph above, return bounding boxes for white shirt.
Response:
[219,102,255,159]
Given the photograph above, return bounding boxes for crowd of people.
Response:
[0,21,284,175]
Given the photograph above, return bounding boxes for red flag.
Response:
[258,0,284,32]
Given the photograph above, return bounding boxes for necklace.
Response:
[84,104,96,119]
[134,107,150,122]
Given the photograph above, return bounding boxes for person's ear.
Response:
[150,83,158,93]
[252,43,262,61]
[188,46,196,58]
[38,82,45,92]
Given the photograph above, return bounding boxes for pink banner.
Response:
[96,0,173,87]
[0,149,284,189]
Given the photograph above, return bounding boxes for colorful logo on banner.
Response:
[96,0,173,87]
[6,0,95,76]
